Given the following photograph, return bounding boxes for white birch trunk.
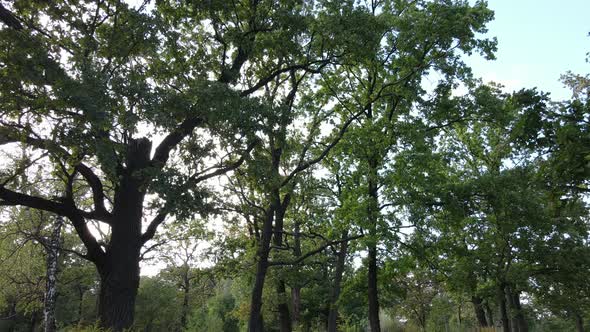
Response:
[43,215,63,332]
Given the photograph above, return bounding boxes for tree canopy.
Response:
[0,1,588,332]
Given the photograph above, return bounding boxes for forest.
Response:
[0,0,588,331]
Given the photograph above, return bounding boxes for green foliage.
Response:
[186,280,239,332]
[0,1,589,331]
[133,277,181,331]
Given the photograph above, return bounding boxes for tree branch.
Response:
[0,128,113,222]
[268,234,363,266]
[281,108,365,187]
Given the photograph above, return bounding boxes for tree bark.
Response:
[96,216,142,331]
[43,216,63,332]
[97,140,149,331]
[367,244,380,332]
[248,206,275,332]
[498,284,511,332]
[484,301,494,327]
[274,198,292,332]
[77,286,85,325]
[180,270,190,331]
[574,312,585,332]
[510,290,528,332]
[367,155,381,332]
[291,218,302,328]
[277,279,292,332]
[472,296,488,327]
[29,310,38,332]
[248,142,290,332]
[327,231,349,332]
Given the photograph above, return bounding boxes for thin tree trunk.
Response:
[511,291,528,332]
[276,280,292,332]
[77,286,84,325]
[498,285,511,332]
[472,296,488,327]
[43,216,63,332]
[484,301,494,327]
[291,218,302,328]
[327,231,349,332]
[248,206,275,332]
[180,272,190,331]
[508,287,520,332]
[367,244,380,332]
[458,302,462,326]
[29,310,38,332]
[574,312,585,332]
[6,301,17,332]
[367,155,380,332]
[274,198,292,332]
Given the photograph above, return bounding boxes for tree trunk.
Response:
[248,207,275,332]
[498,285,511,332]
[97,231,141,331]
[367,244,380,332]
[472,296,488,327]
[574,312,585,332]
[509,289,520,332]
[6,301,17,332]
[277,280,292,332]
[327,232,349,332]
[484,302,494,327]
[291,218,302,328]
[29,310,38,332]
[97,155,146,331]
[77,286,85,325]
[291,287,301,325]
[274,199,292,332]
[367,155,380,332]
[180,274,190,331]
[458,302,462,326]
[510,290,528,332]
[43,216,63,332]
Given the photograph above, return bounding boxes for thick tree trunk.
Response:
[97,229,141,331]
[97,141,148,331]
[574,312,585,332]
[472,296,488,327]
[248,207,275,332]
[327,232,349,332]
[43,216,63,332]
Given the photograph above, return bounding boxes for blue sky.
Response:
[466,0,590,100]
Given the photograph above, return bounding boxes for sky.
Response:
[465,0,590,100]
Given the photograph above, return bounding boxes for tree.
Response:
[317,1,496,329]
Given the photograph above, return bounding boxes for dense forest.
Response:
[0,0,588,331]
